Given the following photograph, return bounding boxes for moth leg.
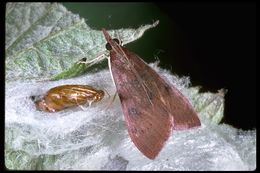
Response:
[77,51,108,65]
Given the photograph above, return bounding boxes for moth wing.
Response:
[110,46,200,159]
[166,84,201,130]
[110,50,175,159]
[119,88,174,160]
[121,47,201,130]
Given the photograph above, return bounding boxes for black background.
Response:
[155,3,256,130]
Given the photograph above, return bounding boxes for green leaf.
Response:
[5,2,159,82]
[190,87,227,124]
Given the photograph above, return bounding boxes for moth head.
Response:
[102,28,122,51]
[105,38,121,50]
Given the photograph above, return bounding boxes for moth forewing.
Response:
[102,28,200,159]
[102,29,153,105]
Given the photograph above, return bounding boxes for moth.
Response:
[31,85,105,112]
[102,28,201,159]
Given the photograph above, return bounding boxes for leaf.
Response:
[190,87,227,124]
[5,2,159,82]
[49,57,95,81]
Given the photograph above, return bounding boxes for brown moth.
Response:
[102,28,201,159]
[31,85,104,112]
